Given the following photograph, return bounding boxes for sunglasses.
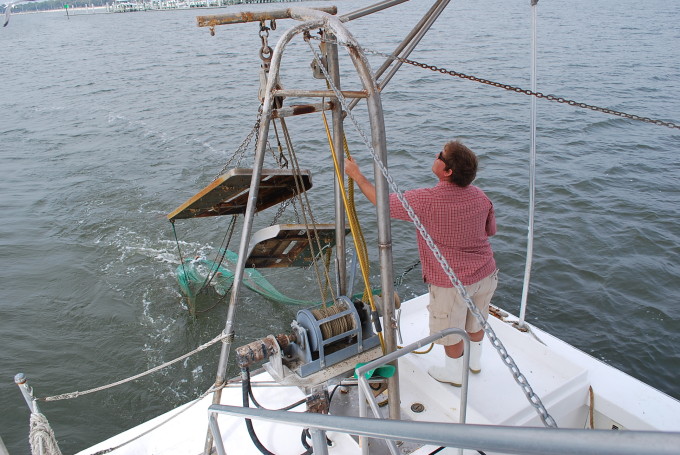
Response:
[437,151,446,162]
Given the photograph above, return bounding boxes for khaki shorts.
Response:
[428,270,499,345]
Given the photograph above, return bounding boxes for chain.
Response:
[265,134,290,225]
[259,21,273,66]
[215,110,261,179]
[305,37,558,428]
[394,260,420,287]
[309,35,679,130]
[213,25,274,180]
[271,119,289,169]
[269,117,293,226]
[270,200,290,226]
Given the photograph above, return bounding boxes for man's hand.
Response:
[344,157,377,205]
[344,157,362,181]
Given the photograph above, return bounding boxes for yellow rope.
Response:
[342,135,372,304]
[401,343,434,355]
[321,110,385,353]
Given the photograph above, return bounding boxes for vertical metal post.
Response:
[208,413,227,455]
[205,85,272,455]
[0,435,10,455]
[327,33,347,296]
[204,19,326,454]
[309,428,329,455]
[344,46,400,420]
[14,373,40,414]
[358,381,370,455]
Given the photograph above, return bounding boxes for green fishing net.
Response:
[176,249,381,310]
[176,250,317,306]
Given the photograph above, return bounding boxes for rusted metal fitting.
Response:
[306,389,330,415]
[275,333,296,349]
[235,333,296,368]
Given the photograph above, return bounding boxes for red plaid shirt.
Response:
[389,181,496,287]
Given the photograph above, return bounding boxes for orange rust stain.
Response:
[292,105,317,116]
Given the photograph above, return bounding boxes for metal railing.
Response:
[207,404,680,455]
[208,328,471,455]
[207,328,680,455]
[355,328,470,455]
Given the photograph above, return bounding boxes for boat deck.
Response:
[397,294,589,429]
[76,293,680,455]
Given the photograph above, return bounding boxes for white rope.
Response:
[39,331,229,402]
[29,413,62,455]
[519,0,539,326]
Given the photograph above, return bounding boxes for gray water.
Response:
[1,0,679,453]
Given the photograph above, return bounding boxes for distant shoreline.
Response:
[12,5,228,16]
[14,6,107,15]
[12,0,313,16]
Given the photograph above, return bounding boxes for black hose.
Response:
[429,447,486,454]
[241,367,315,455]
[248,384,306,411]
[328,384,341,405]
[242,369,276,455]
[300,428,312,451]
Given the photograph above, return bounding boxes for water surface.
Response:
[1,0,679,453]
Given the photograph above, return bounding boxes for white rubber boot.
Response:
[469,341,483,374]
[428,355,463,387]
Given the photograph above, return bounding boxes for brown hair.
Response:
[442,140,478,187]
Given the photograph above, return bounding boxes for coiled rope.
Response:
[29,413,62,455]
[311,301,355,340]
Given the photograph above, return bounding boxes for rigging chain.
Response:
[215,109,262,179]
[306,37,558,429]
[310,35,680,130]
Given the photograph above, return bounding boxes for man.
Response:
[344,140,498,386]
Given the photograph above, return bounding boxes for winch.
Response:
[236,296,382,386]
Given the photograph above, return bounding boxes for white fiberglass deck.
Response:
[397,294,589,429]
[76,293,680,455]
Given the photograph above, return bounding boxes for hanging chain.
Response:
[259,21,273,67]
[309,35,679,130]
[394,260,421,287]
[385,53,680,129]
[215,110,262,179]
[269,129,293,226]
[305,36,558,428]
[271,120,289,169]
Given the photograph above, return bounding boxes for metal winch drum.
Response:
[289,296,380,377]
[235,296,381,382]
